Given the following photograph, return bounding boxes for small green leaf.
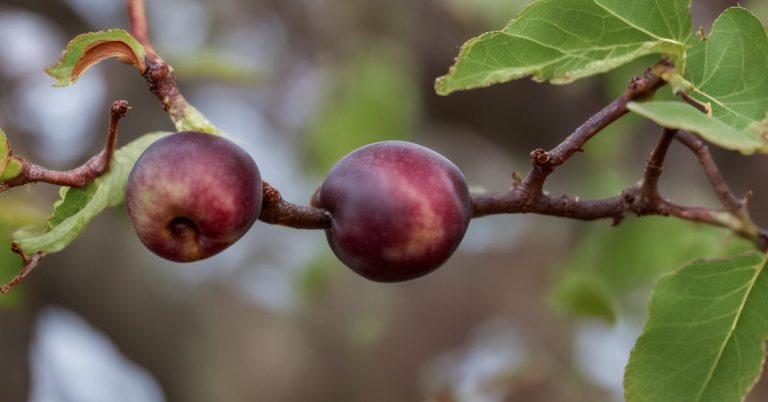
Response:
[46,29,146,87]
[0,129,9,178]
[435,0,691,95]
[0,157,23,182]
[636,8,768,154]
[624,253,768,402]
[628,101,763,153]
[15,132,169,253]
[173,104,222,135]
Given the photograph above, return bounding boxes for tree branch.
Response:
[674,131,746,214]
[0,242,46,294]
[126,0,155,57]
[0,100,130,192]
[472,126,768,251]
[639,128,677,200]
[676,90,711,114]
[518,63,668,197]
[126,0,191,124]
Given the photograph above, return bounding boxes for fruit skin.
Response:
[317,141,471,282]
[125,131,262,262]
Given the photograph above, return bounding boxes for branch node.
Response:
[511,171,523,188]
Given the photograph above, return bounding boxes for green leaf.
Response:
[624,253,768,402]
[14,132,169,253]
[173,104,222,135]
[628,101,763,153]
[0,129,9,178]
[46,29,146,87]
[435,0,690,95]
[635,8,768,154]
[0,158,23,182]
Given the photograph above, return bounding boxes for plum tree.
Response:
[124,131,262,262]
[5,2,768,400]
[316,141,472,282]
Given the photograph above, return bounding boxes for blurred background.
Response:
[0,0,767,401]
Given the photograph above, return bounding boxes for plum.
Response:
[317,141,471,282]
[125,131,262,262]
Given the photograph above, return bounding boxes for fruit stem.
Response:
[259,181,332,229]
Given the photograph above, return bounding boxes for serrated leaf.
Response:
[628,101,763,153]
[435,0,690,95]
[46,29,146,87]
[624,253,768,402]
[14,132,168,253]
[635,8,768,154]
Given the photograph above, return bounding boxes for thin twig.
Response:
[676,91,711,114]
[471,125,768,251]
[0,242,46,294]
[126,0,190,123]
[674,131,745,213]
[638,128,678,201]
[126,0,156,57]
[518,64,667,197]
[1,100,130,191]
[469,63,768,251]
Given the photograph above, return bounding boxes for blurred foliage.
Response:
[169,49,264,85]
[306,43,419,173]
[294,250,336,302]
[557,51,755,324]
[551,217,752,324]
[747,0,768,22]
[441,0,530,27]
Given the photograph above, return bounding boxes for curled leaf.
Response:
[46,29,146,87]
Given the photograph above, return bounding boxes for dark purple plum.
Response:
[317,141,471,282]
[125,131,262,262]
